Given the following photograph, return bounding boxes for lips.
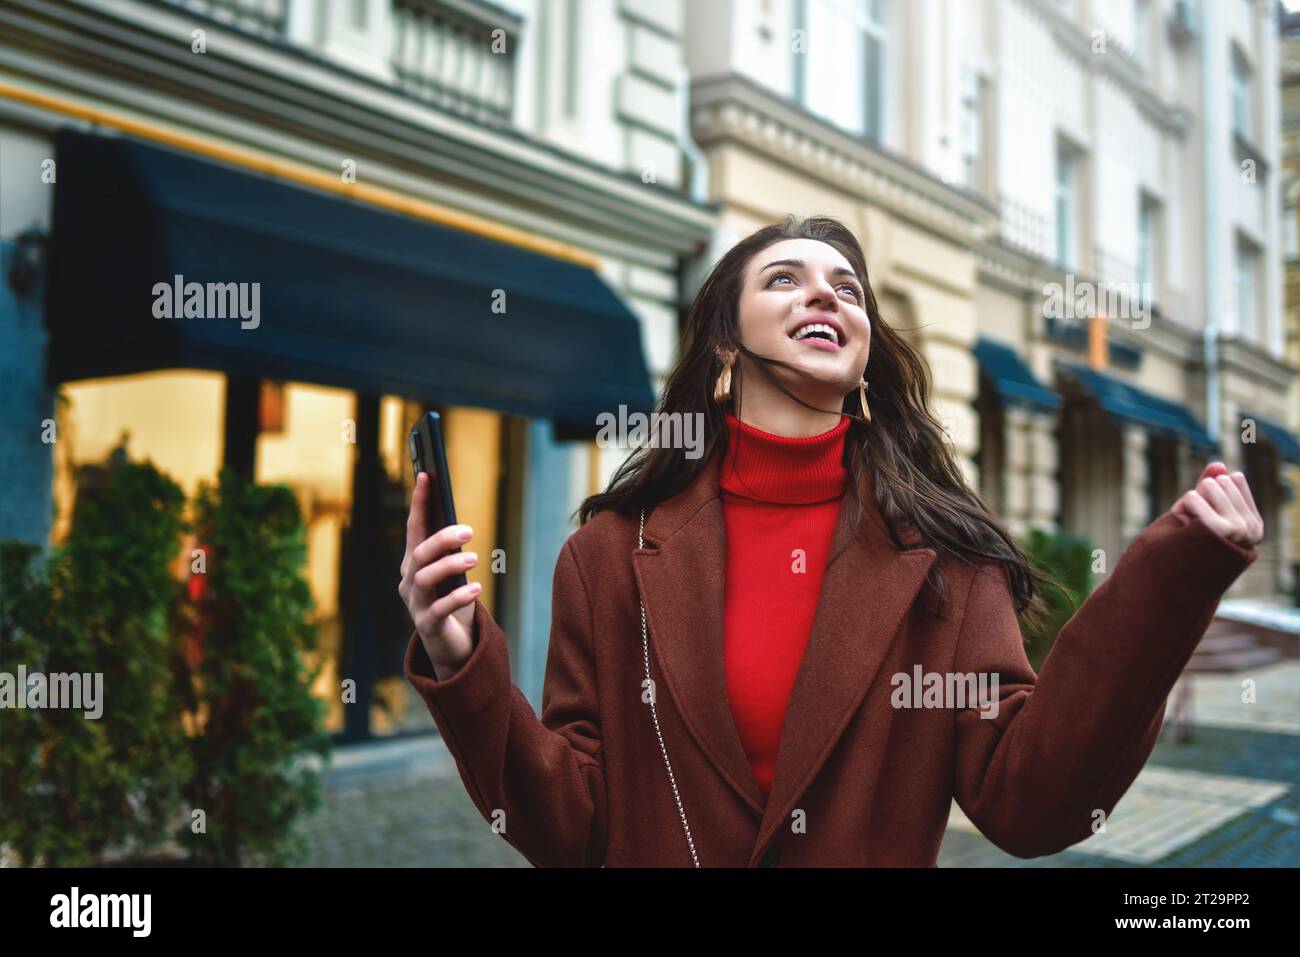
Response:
[789,316,845,348]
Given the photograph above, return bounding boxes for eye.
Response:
[766,270,862,303]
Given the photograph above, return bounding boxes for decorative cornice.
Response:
[0,0,716,260]
[688,72,998,247]
[1218,336,1298,390]
[1022,0,1192,137]
[976,237,1044,294]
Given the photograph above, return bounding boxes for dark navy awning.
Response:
[1055,361,1217,452]
[973,337,1060,412]
[44,129,655,437]
[1240,410,1300,464]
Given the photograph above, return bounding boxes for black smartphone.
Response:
[408,410,469,599]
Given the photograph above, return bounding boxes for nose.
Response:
[802,268,839,311]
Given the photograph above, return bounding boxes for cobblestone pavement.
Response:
[299,737,528,868]
[296,662,1300,868]
[940,661,1299,867]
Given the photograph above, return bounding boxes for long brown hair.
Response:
[579,215,1054,627]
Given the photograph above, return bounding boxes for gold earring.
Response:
[713,357,734,404]
[858,379,871,423]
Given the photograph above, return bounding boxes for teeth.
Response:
[792,323,840,345]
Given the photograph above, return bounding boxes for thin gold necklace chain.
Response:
[639,506,701,868]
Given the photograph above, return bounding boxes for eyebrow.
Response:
[760,258,862,286]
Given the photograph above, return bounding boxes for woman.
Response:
[398,216,1263,867]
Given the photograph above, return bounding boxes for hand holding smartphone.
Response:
[408,411,469,598]
[399,411,480,677]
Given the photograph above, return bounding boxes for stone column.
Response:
[1175,440,1202,495]
[1121,424,1149,547]
[1003,406,1031,539]
[1004,405,1059,539]
[907,285,979,486]
[1277,469,1295,598]
[1025,408,1060,533]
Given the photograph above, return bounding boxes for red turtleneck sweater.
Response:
[719,409,850,801]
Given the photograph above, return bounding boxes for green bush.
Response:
[177,468,331,867]
[0,459,192,866]
[2,459,332,867]
[1019,527,1097,673]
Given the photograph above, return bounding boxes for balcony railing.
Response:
[995,193,1052,262]
[390,0,517,123]
[1092,245,1140,288]
[165,0,288,38]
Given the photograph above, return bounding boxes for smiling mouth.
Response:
[790,322,843,348]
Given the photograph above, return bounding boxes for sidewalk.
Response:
[939,660,1300,867]
[299,737,528,868]
[296,661,1300,867]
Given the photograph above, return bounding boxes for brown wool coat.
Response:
[403,451,1257,867]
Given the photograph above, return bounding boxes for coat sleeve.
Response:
[402,537,607,867]
[951,510,1258,859]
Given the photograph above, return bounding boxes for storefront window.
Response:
[52,371,225,544]
[52,372,511,741]
[254,381,356,734]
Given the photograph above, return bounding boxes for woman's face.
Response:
[734,238,872,403]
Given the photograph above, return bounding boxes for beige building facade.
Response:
[684,0,1296,598]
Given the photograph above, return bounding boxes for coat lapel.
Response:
[631,451,768,815]
[630,445,938,866]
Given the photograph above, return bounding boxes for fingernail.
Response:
[470,582,482,592]
[456,525,473,539]
[464,552,477,564]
